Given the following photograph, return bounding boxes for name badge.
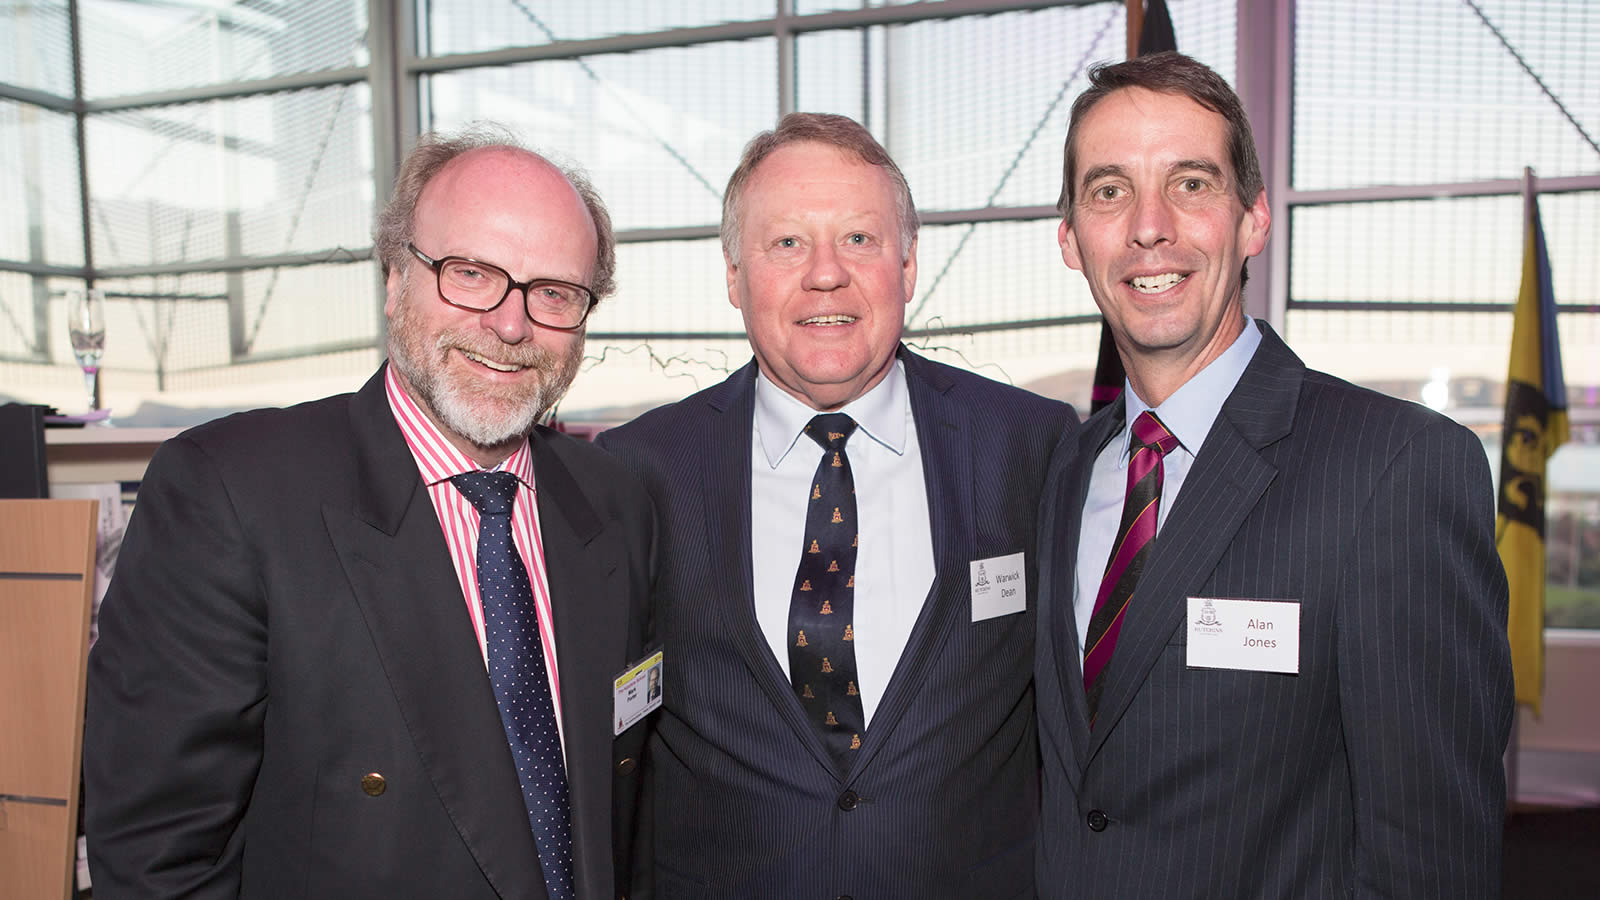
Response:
[613,650,664,736]
[970,551,1026,622]
[1185,597,1300,674]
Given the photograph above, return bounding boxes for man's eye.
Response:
[847,233,868,244]
[1095,185,1120,201]
[777,237,798,248]
[1181,178,1205,191]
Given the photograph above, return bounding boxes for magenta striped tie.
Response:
[1083,411,1180,726]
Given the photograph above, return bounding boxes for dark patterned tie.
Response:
[787,413,865,764]
[1083,411,1181,726]
[451,471,574,900]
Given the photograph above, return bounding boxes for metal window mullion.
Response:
[81,67,369,114]
[1264,0,1295,331]
[777,0,794,118]
[1284,174,1600,208]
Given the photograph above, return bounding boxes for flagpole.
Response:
[1504,164,1535,815]
[1126,0,1142,59]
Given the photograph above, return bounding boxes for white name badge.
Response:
[1185,597,1300,674]
[613,650,664,736]
[970,551,1026,622]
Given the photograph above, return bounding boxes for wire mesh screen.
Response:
[79,0,368,100]
[86,84,374,268]
[1288,191,1599,399]
[1294,0,1600,189]
[422,0,772,55]
[0,98,84,267]
[425,39,776,233]
[1,0,73,95]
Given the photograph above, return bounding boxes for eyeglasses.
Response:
[407,243,595,331]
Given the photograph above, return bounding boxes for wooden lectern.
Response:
[0,500,98,899]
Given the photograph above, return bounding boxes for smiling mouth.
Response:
[800,314,857,326]
[1128,273,1187,294]
[461,349,527,373]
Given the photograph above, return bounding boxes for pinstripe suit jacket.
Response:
[1035,323,1513,898]
[597,347,1076,899]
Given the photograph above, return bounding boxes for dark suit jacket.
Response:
[1035,323,1513,898]
[597,347,1076,899]
[85,366,654,899]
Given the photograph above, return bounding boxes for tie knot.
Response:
[804,413,858,452]
[451,470,520,516]
[1131,411,1180,457]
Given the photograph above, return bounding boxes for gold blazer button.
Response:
[361,773,387,796]
[615,757,637,777]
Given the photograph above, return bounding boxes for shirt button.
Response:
[837,790,860,811]
[1086,809,1109,832]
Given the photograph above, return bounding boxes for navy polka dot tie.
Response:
[451,471,574,900]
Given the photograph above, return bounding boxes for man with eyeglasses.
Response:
[85,129,654,900]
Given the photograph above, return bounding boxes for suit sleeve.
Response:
[1335,418,1513,898]
[84,436,268,898]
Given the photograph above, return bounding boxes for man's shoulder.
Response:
[903,350,1078,434]
[597,369,747,451]
[172,390,361,465]
[1296,366,1470,442]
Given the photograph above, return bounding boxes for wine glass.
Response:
[67,288,106,415]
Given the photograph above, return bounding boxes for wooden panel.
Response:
[0,499,97,900]
[0,801,74,900]
[0,581,92,798]
[0,500,98,574]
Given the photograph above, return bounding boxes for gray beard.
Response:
[387,282,584,453]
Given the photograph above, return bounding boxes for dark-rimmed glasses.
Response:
[408,243,595,331]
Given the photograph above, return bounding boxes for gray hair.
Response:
[375,125,617,301]
[721,112,918,264]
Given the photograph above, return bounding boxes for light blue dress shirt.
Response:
[1073,317,1263,655]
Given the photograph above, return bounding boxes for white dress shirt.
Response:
[1074,317,1263,654]
[751,360,936,725]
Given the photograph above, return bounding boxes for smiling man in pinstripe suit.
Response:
[1035,52,1514,898]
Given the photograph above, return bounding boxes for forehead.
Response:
[417,147,591,233]
[740,141,897,219]
[1075,87,1231,177]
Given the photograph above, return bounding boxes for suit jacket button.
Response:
[836,895,854,900]
[1086,809,1108,832]
[361,773,386,797]
[837,790,860,811]
[616,757,637,776]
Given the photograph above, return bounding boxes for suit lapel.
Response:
[704,363,844,777]
[1085,325,1300,762]
[532,431,615,900]
[847,349,972,778]
[324,368,547,900]
[1052,401,1122,774]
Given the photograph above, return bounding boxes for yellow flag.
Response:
[1496,181,1569,715]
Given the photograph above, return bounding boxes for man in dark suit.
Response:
[85,130,653,899]
[1035,52,1514,897]
[597,113,1075,898]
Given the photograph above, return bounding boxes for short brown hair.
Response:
[721,112,918,263]
[375,125,617,301]
[1058,52,1263,224]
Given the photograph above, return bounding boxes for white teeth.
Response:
[462,350,523,372]
[1130,273,1185,293]
[802,314,857,325]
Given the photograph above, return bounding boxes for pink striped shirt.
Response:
[384,366,564,738]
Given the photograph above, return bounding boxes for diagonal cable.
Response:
[1463,0,1600,159]
[242,83,352,354]
[508,0,722,199]
[906,5,1115,326]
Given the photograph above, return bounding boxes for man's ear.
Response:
[1241,189,1271,259]
[1058,218,1084,272]
[725,250,742,311]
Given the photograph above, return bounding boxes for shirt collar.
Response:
[753,358,910,469]
[385,364,535,487]
[1117,316,1262,465]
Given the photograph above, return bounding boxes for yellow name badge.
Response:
[613,650,664,736]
